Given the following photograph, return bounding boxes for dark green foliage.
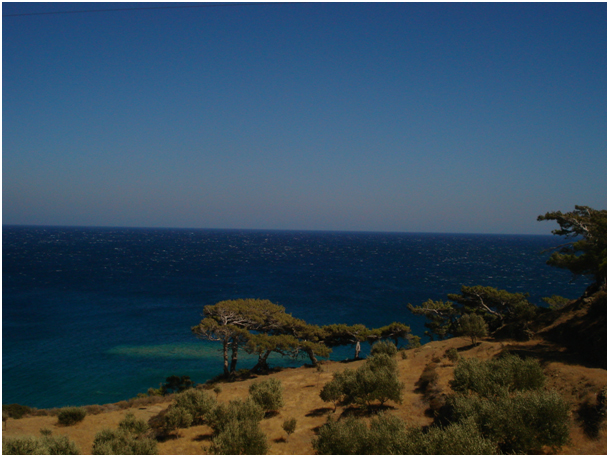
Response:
[538,205,607,287]
[161,375,193,394]
[208,418,269,455]
[447,285,537,331]
[374,322,413,348]
[57,407,86,426]
[449,390,570,453]
[3,403,32,419]
[402,418,498,455]
[92,428,158,455]
[407,299,458,341]
[163,407,193,434]
[3,430,80,455]
[282,417,297,438]
[312,413,497,455]
[457,313,488,344]
[445,348,460,363]
[320,354,403,409]
[40,433,81,455]
[370,340,398,357]
[118,412,149,437]
[319,376,343,411]
[312,415,369,454]
[206,397,268,455]
[542,295,571,310]
[577,386,607,438]
[415,362,439,393]
[248,378,284,412]
[206,398,265,434]
[451,354,545,397]
[173,388,216,425]
[322,323,371,359]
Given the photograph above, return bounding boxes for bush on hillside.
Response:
[370,341,398,357]
[457,313,488,345]
[163,407,193,435]
[160,375,193,394]
[206,398,264,434]
[3,404,32,419]
[208,418,269,455]
[445,347,460,363]
[320,354,404,409]
[415,362,439,393]
[403,418,498,455]
[449,389,570,453]
[173,388,216,425]
[282,417,297,440]
[249,378,284,413]
[118,412,150,437]
[3,431,80,455]
[57,407,86,426]
[312,413,497,455]
[450,354,545,397]
[311,415,369,454]
[92,427,157,455]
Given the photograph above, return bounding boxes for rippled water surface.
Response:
[3,226,584,408]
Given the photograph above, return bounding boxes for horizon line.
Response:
[2,223,554,238]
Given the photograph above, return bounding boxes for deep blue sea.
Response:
[3,226,586,409]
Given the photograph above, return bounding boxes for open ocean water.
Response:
[3,226,586,409]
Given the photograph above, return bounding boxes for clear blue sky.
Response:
[3,2,607,234]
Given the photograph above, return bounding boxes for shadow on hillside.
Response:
[339,404,396,419]
[306,407,333,417]
[498,342,606,370]
[456,342,481,352]
[192,433,213,442]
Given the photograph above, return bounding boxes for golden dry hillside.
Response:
[3,329,606,455]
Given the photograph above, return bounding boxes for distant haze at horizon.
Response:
[3,3,606,236]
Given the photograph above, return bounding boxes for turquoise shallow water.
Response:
[3,226,584,408]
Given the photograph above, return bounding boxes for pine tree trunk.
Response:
[230,340,239,373]
[222,340,230,377]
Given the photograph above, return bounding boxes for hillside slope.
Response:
[3,329,606,455]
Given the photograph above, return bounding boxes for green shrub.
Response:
[370,341,398,357]
[57,407,86,426]
[40,433,81,455]
[320,354,403,409]
[3,404,32,419]
[118,412,149,437]
[449,389,570,453]
[163,407,193,434]
[208,418,269,455]
[451,354,545,397]
[207,398,264,433]
[319,375,343,411]
[3,436,46,455]
[249,378,284,412]
[92,428,157,455]
[457,313,488,344]
[445,347,460,363]
[173,388,216,425]
[161,375,193,394]
[403,418,498,455]
[311,415,369,454]
[147,387,163,397]
[3,432,80,455]
[282,417,297,439]
[312,413,497,455]
[415,362,439,393]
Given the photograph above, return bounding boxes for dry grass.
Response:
[3,336,606,455]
